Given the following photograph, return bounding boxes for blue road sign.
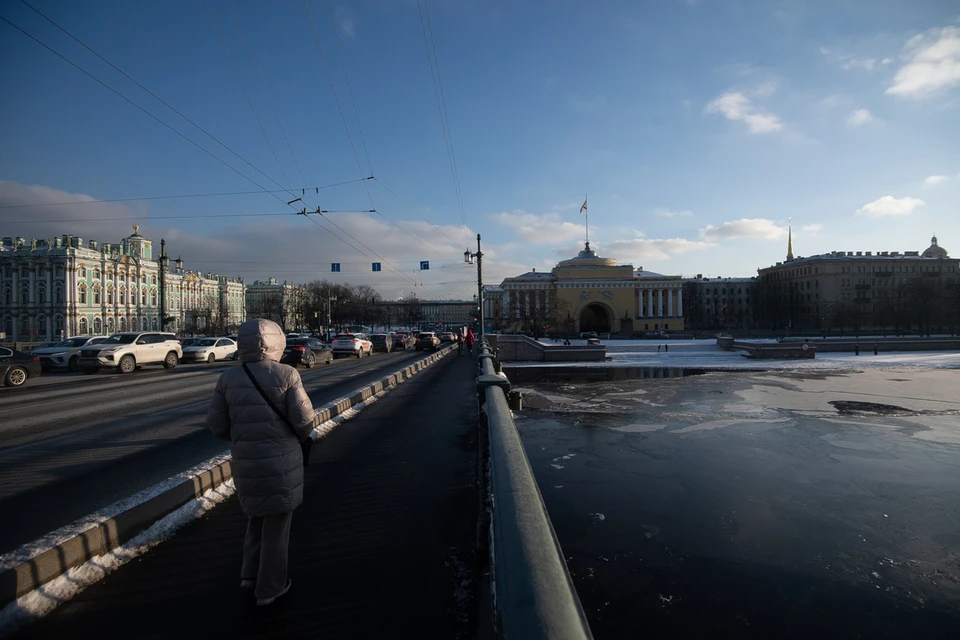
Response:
[331,263,341,272]
[420,261,430,270]
[372,262,381,272]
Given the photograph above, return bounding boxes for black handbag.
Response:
[242,363,313,467]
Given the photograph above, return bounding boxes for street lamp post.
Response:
[327,293,338,340]
[159,239,170,331]
[464,233,484,338]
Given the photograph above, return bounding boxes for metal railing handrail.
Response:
[478,340,592,639]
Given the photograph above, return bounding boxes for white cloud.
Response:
[490,210,585,245]
[699,218,785,241]
[855,195,925,217]
[887,26,960,98]
[603,236,715,262]
[923,174,951,185]
[0,181,475,300]
[819,46,880,71]
[704,92,783,133]
[655,208,693,218]
[802,224,823,234]
[847,108,877,126]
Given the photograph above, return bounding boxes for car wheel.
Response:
[306,354,315,369]
[4,366,28,388]
[326,355,333,365]
[83,368,98,375]
[356,349,363,358]
[118,355,136,374]
[163,351,179,369]
[207,353,216,364]
[68,356,80,373]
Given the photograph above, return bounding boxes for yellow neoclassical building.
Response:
[484,242,685,335]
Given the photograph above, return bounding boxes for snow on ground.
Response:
[515,339,960,371]
[0,479,236,636]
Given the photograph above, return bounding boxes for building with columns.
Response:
[1,229,246,342]
[487,242,685,335]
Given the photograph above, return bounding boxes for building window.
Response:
[20,285,29,305]
[55,287,64,304]
[79,285,87,305]
[80,266,87,278]
[107,288,114,304]
[94,268,101,280]
[119,289,126,305]
[55,315,64,336]
[151,291,158,306]
[80,316,89,334]
[120,316,127,331]
[37,286,46,305]
[142,290,147,305]
[106,317,114,333]
[93,286,101,305]
[94,317,103,334]
[2,287,10,305]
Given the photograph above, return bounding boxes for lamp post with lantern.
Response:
[464,234,484,338]
[159,239,170,331]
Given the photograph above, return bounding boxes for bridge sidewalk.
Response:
[17,351,481,640]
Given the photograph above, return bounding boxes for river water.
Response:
[511,367,960,638]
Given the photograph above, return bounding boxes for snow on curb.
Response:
[0,345,454,621]
[0,479,236,636]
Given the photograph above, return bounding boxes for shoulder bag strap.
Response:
[242,362,297,434]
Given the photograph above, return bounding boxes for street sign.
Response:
[420,261,429,270]
[331,263,341,272]
[372,262,381,272]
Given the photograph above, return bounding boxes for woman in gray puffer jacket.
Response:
[207,318,316,606]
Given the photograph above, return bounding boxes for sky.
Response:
[1,0,958,300]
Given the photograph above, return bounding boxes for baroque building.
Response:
[0,228,246,341]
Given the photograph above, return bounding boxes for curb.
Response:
[0,345,454,608]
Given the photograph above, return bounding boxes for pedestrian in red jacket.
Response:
[465,329,475,355]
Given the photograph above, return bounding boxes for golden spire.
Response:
[786,217,794,261]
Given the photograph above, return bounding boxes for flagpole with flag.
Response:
[580,195,588,245]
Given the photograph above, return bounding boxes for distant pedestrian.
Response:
[664,344,669,352]
[206,318,316,607]
[657,344,661,353]
[466,328,476,355]
[457,332,464,355]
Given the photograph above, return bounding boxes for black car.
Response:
[393,332,416,350]
[1,347,42,388]
[370,333,393,353]
[281,338,333,368]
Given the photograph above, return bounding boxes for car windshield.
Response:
[194,339,217,346]
[287,339,309,346]
[101,334,137,345]
[56,338,90,348]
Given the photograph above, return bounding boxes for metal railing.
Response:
[477,340,592,640]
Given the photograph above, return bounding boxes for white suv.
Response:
[78,332,182,374]
[331,333,373,358]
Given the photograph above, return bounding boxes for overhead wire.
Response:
[416,0,469,248]
[16,0,292,199]
[201,0,296,200]
[325,0,373,176]
[0,210,379,224]
[0,178,373,209]
[227,0,318,210]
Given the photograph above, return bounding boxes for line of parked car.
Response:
[1,328,457,389]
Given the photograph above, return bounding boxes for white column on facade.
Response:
[647,289,653,316]
[638,289,643,318]
[657,289,663,317]
[677,288,683,317]
[667,289,673,317]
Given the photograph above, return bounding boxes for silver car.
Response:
[32,336,110,372]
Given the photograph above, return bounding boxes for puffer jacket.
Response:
[206,318,316,517]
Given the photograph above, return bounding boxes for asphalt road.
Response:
[514,368,960,639]
[0,347,443,554]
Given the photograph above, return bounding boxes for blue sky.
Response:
[1,0,958,299]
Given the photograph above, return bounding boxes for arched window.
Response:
[20,315,30,338]
[55,315,64,336]
[94,268,101,280]
[79,316,89,334]
[106,317,114,333]
[93,316,102,334]
[55,264,64,277]
[141,316,148,330]
[37,285,46,305]
[119,288,125,305]
[80,266,87,278]
[93,286,101,305]
[151,291,158,306]
[2,287,10,305]
[107,287,114,305]
[79,285,87,305]
[152,316,159,330]
[120,316,127,331]
[55,286,64,304]
[151,275,157,285]
[37,314,46,337]
[20,285,29,305]
[141,290,147,305]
